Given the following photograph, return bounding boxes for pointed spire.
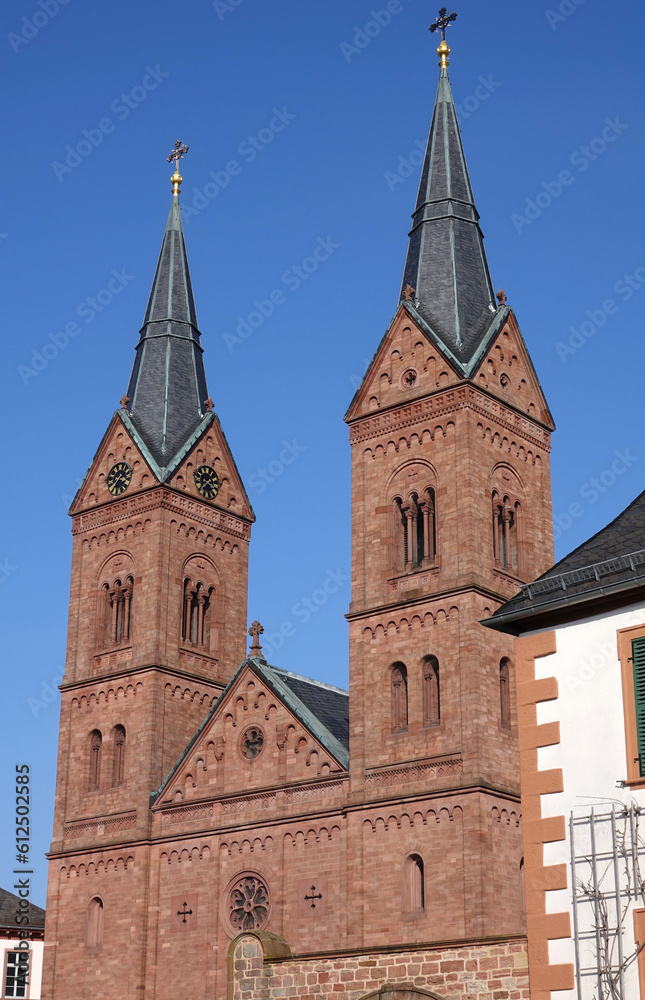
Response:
[400,14,497,365]
[125,149,209,468]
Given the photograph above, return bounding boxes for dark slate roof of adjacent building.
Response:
[0,888,45,931]
[400,64,498,367]
[152,657,349,804]
[125,195,209,469]
[484,490,645,634]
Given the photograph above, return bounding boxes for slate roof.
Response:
[0,887,45,931]
[152,657,349,804]
[125,195,209,469]
[399,64,497,366]
[484,489,645,634]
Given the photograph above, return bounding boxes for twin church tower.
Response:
[43,14,554,1000]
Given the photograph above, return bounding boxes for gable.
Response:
[153,661,348,808]
[470,311,555,429]
[345,306,462,421]
[166,413,254,523]
[69,412,158,515]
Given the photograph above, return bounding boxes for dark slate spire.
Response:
[400,36,497,366]
[125,184,209,469]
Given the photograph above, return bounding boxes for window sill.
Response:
[622,777,645,789]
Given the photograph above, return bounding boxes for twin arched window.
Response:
[182,579,215,648]
[394,489,436,573]
[88,726,126,792]
[391,658,441,733]
[492,491,520,574]
[101,576,133,647]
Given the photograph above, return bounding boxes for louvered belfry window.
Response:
[632,637,645,776]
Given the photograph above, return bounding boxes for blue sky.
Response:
[0,0,644,905]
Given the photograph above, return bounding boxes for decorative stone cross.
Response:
[120,395,130,409]
[177,902,193,924]
[304,885,323,909]
[248,620,264,656]
[204,397,214,413]
[497,289,508,306]
[167,140,189,168]
[402,284,416,302]
[430,6,458,40]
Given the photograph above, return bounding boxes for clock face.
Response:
[107,462,132,497]
[194,465,220,500]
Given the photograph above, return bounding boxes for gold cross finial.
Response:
[430,6,457,68]
[167,140,189,195]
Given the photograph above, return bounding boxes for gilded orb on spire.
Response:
[167,140,189,195]
[430,6,458,68]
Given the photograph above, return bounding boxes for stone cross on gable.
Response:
[248,620,264,657]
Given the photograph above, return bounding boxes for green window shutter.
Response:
[632,637,645,776]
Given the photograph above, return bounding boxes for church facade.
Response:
[42,26,553,1000]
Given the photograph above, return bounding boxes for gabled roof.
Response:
[152,658,349,804]
[399,63,497,366]
[484,489,645,634]
[0,887,45,931]
[125,194,210,468]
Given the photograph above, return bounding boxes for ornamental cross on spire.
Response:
[430,6,458,40]
[167,140,189,169]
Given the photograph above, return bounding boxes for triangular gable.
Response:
[469,309,555,430]
[152,658,348,808]
[68,412,158,515]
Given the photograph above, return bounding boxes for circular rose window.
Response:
[240,726,265,760]
[221,872,271,936]
[401,368,418,388]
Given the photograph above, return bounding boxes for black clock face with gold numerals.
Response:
[194,465,220,500]
[107,462,132,497]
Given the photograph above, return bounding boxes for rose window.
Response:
[229,876,270,932]
[240,726,264,760]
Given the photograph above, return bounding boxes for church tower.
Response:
[345,19,555,939]
[43,152,253,997]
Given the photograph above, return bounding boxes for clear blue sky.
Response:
[1,0,643,905]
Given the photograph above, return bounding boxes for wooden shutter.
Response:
[632,638,645,776]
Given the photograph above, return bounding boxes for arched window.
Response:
[500,658,512,730]
[391,663,408,733]
[492,494,519,573]
[423,656,440,726]
[85,896,104,950]
[402,854,425,915]
[182,579,214,648]
[102,577,133,647]
[89,730,102,791]
[394,488,436,573]
[112,725,126,787]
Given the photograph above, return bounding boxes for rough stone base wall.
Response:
[229,933,530,1000]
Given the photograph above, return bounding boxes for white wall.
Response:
[0,938,44,999]
[531,600,645,1000]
